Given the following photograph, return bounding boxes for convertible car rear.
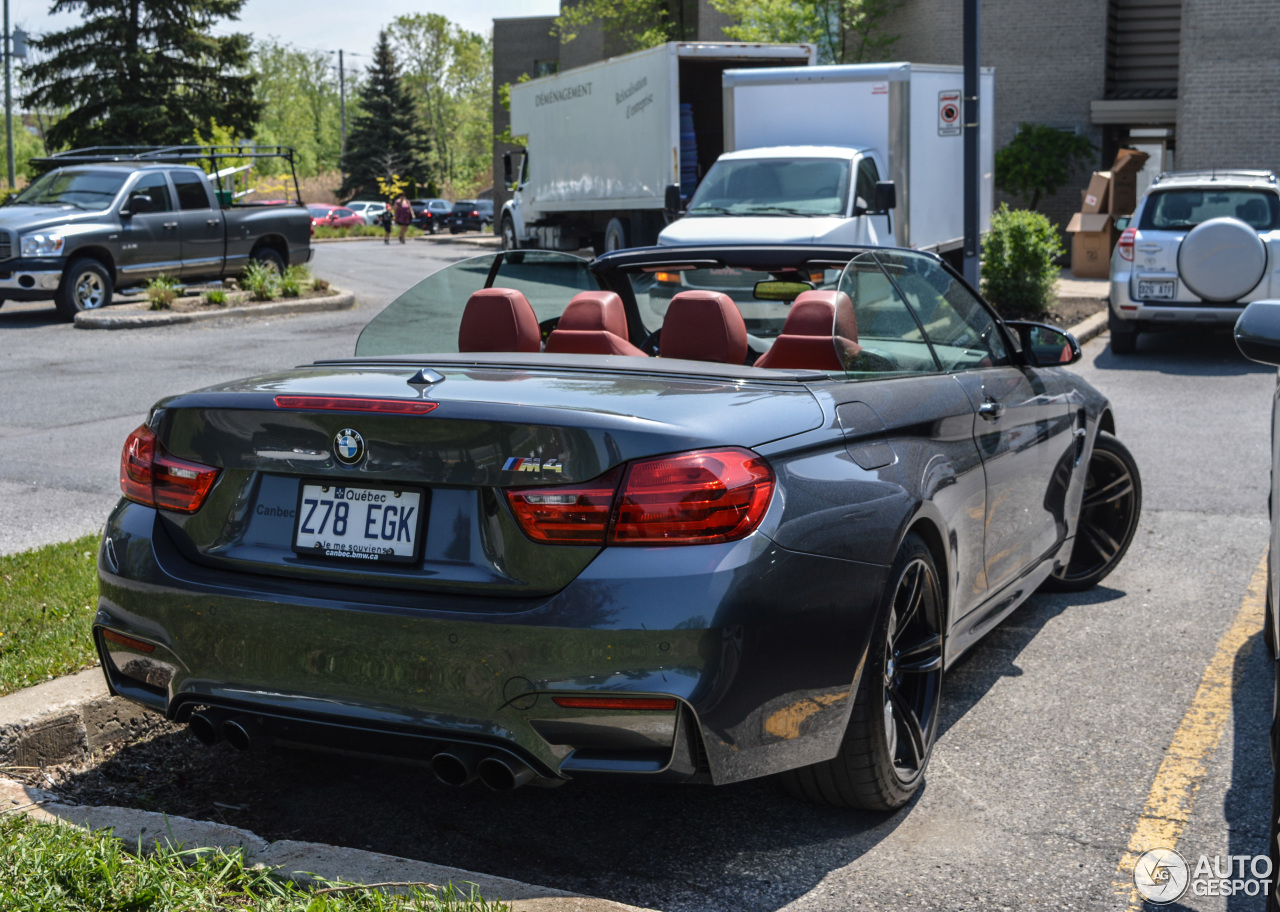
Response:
[94,245,1140,809]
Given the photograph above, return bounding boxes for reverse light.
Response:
[120,425,220,513]
[552,695,678,711]
[21,232,65,257]
[274,395,439,415]
[1117,227,1136,261]
[504,447,774,546]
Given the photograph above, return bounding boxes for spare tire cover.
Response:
[1177,217,1267,301]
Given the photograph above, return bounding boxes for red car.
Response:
[308,204,364,231]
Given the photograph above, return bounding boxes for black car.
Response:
[447,199,493,234]
[95,244,1140,809]
[410,198,451,233]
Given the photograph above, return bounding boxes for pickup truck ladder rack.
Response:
[30,145,304,205]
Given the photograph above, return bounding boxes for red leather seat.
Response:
[544,291,646,356]
[754,290,861,371]
[660,290,748,364]
[458,287,541,353]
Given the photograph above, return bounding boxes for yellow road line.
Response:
[1113,552,1268,908]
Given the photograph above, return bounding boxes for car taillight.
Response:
[120,425,220,513]
[654,272,683,284]
[505,447,774,546]
[1118,227,1136,261]
[470,210,478,217]
[505,469,621,544]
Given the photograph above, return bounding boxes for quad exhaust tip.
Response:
[478,755,537,792]
[430,746,485,787]
[222,718,254,751]
[188,712,220,746]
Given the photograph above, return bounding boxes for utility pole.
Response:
[4,0,14,190]
[338,49,347,162]
[962,0,980,287]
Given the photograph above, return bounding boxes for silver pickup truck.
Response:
[0,147,312,321]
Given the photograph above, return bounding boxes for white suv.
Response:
[1108,170,1280,353]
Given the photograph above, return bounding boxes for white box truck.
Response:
[657,62,995,263]
[501,41,815,254]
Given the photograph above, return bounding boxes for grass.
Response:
[0,814,509,911]
[242,260,281,301]
[145,276,179,311]
[0,535,100,696]
[312,224,422,240]
[202,287,229,306]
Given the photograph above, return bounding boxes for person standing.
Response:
[378,202,393,244]
[394,194,413,244]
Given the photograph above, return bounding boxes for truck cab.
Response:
[657,146,895,247]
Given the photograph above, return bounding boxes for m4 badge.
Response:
[503,456,564,475]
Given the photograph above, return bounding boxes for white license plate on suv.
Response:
[293,483,425,564]
[1137,279,1177,300]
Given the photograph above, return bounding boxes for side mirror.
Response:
[1235,300,1280,365]
[1115,215,1131,231]
[853,195,868,216]
[874,181,896,212]
[124,195,153,215]
[1005,320,1081,366]
[503,151,513,189]
[664,184,683,214]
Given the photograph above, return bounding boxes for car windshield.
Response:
[356,251,597,356]
[12,169,127,210]
[686,158,851,217]
[1139,189,1280,231]
[308,205,332,217]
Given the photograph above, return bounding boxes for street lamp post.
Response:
[4,0,13,190]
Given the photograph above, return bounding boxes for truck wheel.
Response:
[249,247,285,273]
[501,215,519,251]
[603,218,628,253]
[55,258,113,321]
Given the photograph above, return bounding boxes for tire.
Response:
[603,217,628,253]
[779,532,944,810]
[1043,433,1142,592]
[54,258,113,321]
[1266,566,1276,659]
[249,246,286,273]
[1108,307,1137,355]
[501,215,519,251]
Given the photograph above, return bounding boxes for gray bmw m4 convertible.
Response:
[96,245,1140,810]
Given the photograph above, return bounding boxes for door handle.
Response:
[162,221,178,229]
[978,400,1005,421]
[206,218,220,226]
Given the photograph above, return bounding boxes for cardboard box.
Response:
[1081,172,1111,214]
[1066,212,1118,278]
[1106,148,1150,216]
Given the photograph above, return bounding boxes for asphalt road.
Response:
[6,242,1278,910]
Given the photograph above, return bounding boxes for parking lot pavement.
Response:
[10,305,1271,910]
[0,242,473,555]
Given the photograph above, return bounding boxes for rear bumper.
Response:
[96,499,886,785]
[1110,269,1248,325]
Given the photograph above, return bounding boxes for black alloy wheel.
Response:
[780,532,944,810]
[1045,433,1142,591]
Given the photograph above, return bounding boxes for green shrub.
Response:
[980,204,1063,314]
[311,276,332,293]
[241,260,280,301]
[995,122,1097,210]
[202,288,228,306]
[280,264,310,298]
[144,275,179,310]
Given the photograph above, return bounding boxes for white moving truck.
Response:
[657,62,995,263]
[501,42,815,254]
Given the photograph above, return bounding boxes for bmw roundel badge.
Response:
[333,428,365,466]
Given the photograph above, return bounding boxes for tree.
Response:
[24,0,259,150]
[251,40,349,178]
[995,122,1097,211]
[338,31,432,201]
[713,0,903,64]
[390,14,492,195]
[555,0,694,52]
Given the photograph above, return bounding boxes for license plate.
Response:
[293,483,425,564]
[1137,279,1176,300]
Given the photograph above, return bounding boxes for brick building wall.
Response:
[1176,0,1280,171]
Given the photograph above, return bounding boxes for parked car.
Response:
[1109,169,1280,353]
[0,146,311,321]
[410,198,452,233]
[344,200,387,225]
[96,244,1140,809]
[1232,299,1280,906]
[448,199,493,234]
[308,204,365,231]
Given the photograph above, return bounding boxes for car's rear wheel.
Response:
[54,258,113,321]
[780,532,943,810]
[1108,307,1137,355]
[249,247,286,273]
[1044,433,1141,591]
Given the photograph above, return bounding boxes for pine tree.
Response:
[339,31,433,200]
[24,0,260,150]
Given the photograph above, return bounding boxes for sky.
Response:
[6,0,561,60]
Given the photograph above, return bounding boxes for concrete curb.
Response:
[1067,309,1109,346]
[73,290,356,330]
[0,778,653,911]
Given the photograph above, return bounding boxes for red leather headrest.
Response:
[660,291,748,364]
[557,291,629,337]
[788,290,858,342]
[458,288,541,353]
